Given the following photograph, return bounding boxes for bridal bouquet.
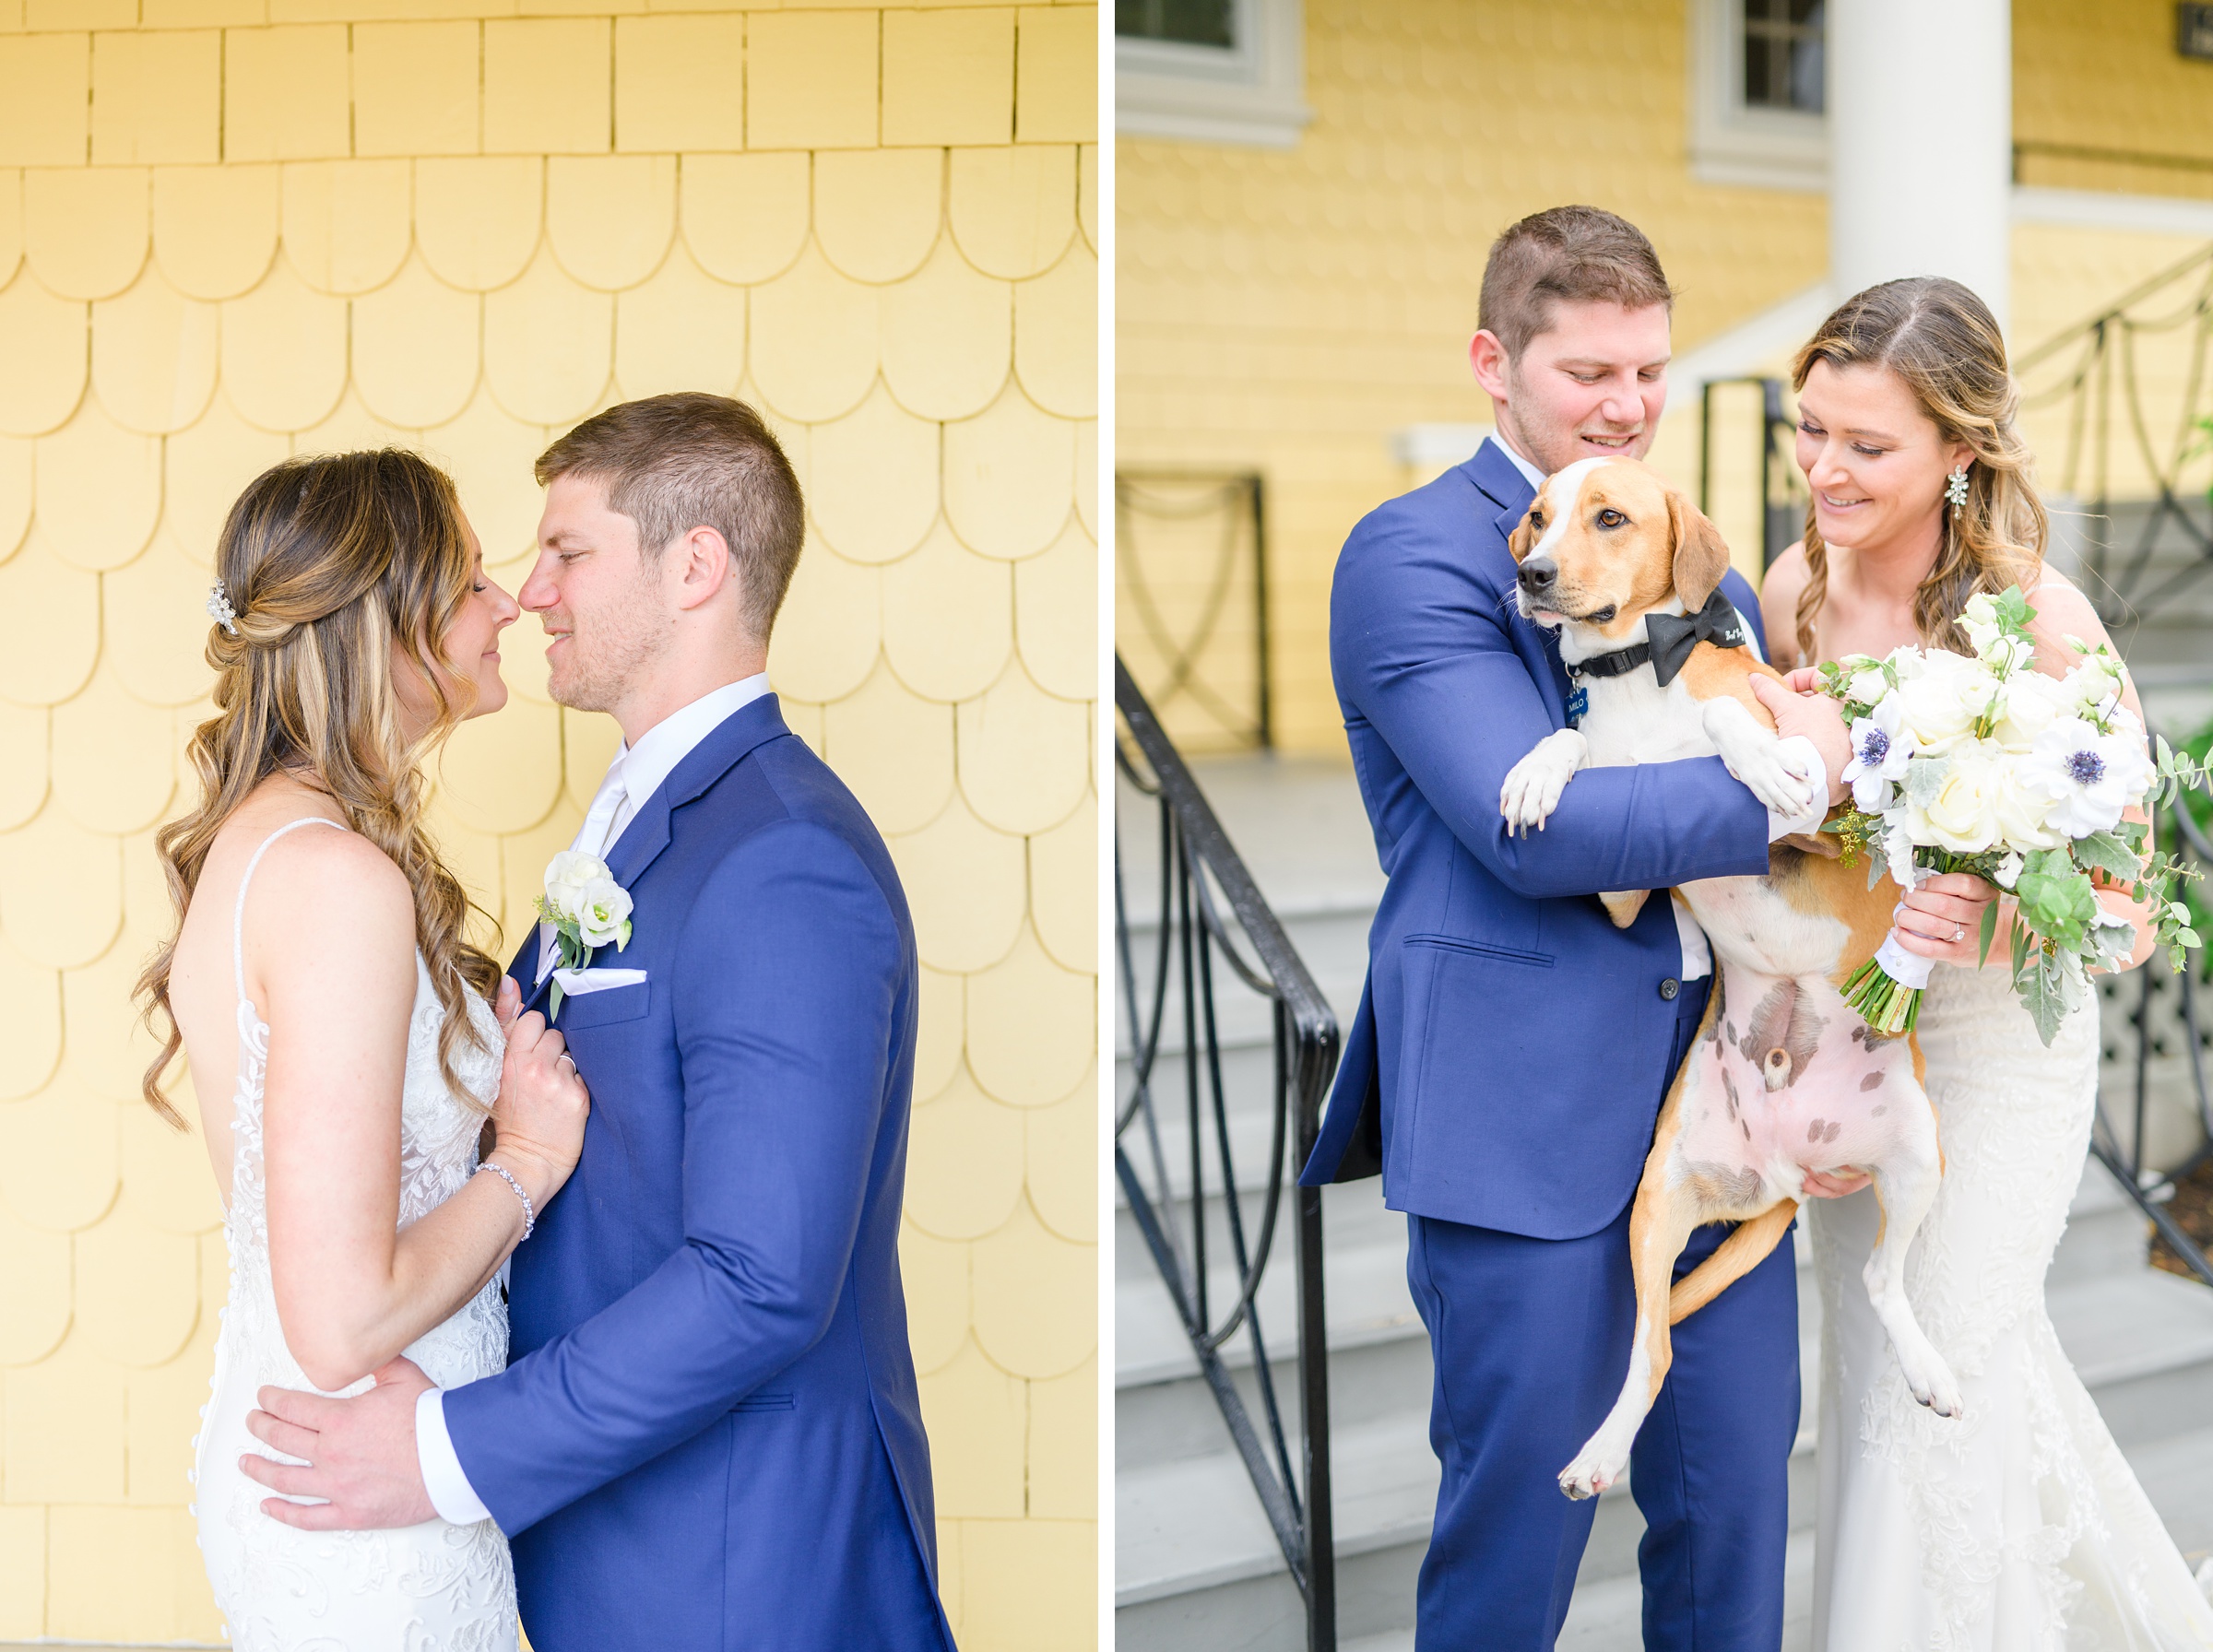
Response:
[1815,588,2206,1044]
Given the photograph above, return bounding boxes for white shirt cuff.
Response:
[415,1386,492,1527]
[1765,737,1829,843]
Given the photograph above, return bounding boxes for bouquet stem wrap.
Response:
[1840,866,1935,1035]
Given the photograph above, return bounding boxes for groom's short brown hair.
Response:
[536,393,805,641]
[1480,206,1675,363]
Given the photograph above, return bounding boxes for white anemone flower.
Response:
[1841,697,1911,810]
[2019,717,2155,838]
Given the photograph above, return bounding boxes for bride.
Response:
[1761,277,2213,1647]
[136,449,589,1650]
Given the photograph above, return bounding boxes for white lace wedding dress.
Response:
[191,818,519,1651]
[1809,959,2213,1649]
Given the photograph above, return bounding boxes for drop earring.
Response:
[1945,466,1970,513]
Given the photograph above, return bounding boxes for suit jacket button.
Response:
[1660,977,1681,1000]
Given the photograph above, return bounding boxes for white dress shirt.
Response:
[1482,433,1823,983]
[417,671,773,1528]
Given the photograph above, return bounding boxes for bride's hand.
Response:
[488,984,589,1212]
[1890,872,2002,967]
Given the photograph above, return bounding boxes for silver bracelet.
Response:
[479,1160,535,1241]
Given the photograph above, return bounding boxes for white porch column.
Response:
[1828,0,2013,333]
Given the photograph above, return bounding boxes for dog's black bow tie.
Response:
[1565,587,1747,689]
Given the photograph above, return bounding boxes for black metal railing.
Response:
[1698,376,1807,572]
[2089,738,2213,1283]
[2014,242,2213,625]
[1115,655,1341,1650]
[1116,470,1272,751]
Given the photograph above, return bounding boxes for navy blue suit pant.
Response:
[1404,980,1799,1650]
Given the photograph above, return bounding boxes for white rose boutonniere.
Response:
[537,850,634,1019]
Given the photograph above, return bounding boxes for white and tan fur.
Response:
[1498,457,1959,1503]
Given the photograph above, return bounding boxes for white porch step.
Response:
[1117,744,2213,1649]
[1116,1163,2213,1650]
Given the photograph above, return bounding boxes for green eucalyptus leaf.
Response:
[2074,831,2142,881]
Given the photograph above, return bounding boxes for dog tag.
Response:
[1566,685,1589,726]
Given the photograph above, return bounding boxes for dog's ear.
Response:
[1666,490,1733,609]
[1507,502,1542,563]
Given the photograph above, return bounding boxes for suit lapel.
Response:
[1457,444,1572,723]
[603,693,791,890]
[507,694,793,1014]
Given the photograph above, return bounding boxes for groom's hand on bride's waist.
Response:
[242,1356,438,1530]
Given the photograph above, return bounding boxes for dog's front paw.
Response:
[1500,729,1589,835]
[1736,745,1817,819]
[1705,709,1814,820]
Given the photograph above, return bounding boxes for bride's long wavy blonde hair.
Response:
[1790,277,2047,666]
[136,449,502,1127]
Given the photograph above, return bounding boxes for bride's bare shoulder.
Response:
[203,785,409,949]
[2019,563,2112,658]
[1758,543,1812,667]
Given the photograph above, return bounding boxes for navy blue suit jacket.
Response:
[444,694,954,1652]
[1299,442,1775,1239]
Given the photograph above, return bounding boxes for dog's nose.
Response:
[1518,557,1559,595]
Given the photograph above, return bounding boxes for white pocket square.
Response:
[552,967,648,997]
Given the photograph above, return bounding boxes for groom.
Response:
[1300,207,1852,1647]
[242,393,955,1651]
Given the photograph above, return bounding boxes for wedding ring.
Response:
[557,1054,576,1069]
[1951,926,1965,942]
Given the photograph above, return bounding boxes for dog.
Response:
[1495,455,1960,1504]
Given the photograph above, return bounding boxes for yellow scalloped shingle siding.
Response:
[1119,0,2213,755]
[0,7,1098,1648]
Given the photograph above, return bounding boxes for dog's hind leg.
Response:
[1667,1198,1797,1325]
[1560,1174,1701,1499]
[1599,889,1651,928]
[1862,1092,1962,1419]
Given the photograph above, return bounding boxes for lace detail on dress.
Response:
[192,818,517,1651]
[1810,962,2213,1650]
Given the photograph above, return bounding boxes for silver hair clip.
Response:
[207,580,239,635]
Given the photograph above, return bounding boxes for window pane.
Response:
[1117,0,1237,48]
[1742,0,1823,113]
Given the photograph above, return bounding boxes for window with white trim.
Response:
[1115,0,1312,150]
[1689,0,1828,191]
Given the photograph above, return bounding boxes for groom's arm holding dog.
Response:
[444,817,905,1528]
[1333,489,1781,895]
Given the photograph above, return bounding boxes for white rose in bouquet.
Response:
[1959,591,2002,655]
[1988,752,2066,851]
[1962,592,2035,674]
[2068,650,2124,721]
[1911,745,2005,854]
[1894,652,1989,755]
[1845,662,1891,706]
[542,849,612,920]
[1989,667,2069,752]
[2020,718,2154,838]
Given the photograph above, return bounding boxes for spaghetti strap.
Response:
[231,817,348,1006]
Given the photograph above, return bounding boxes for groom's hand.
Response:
[241,1357,437,1530]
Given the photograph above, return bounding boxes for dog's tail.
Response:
[1667,1199,1798,1325]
